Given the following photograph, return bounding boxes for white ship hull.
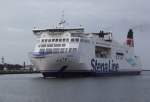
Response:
[29,27,142,77]
[30,51,141,77]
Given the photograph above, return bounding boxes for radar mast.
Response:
[58,11,66,28]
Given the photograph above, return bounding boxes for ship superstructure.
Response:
[29,26,142,77]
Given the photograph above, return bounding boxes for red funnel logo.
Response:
[127,29,134,47]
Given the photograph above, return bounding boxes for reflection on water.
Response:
[0,71,150,102]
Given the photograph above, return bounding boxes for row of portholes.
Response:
[39,44,66,47]
[41,38,80,43]
[39,48,77,54]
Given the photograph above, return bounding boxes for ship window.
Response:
[68,48,77,52]
[52,39,55,42]
[63,38,66,42]
[73,48,77,52]
[59,39,62,42]
[54,44,61,47]
[56,39,58,42]
[48,39,51,42]
[116,52,124,56]
[116,52,124,60]
[62,44,66,47]
[71,38,74,42]
[39,49,45,53]
[45,39,47,42]
[46,48,49,52]
[65,48,68,53]
[69,48,72,52]
[41,39,44,42]
[46,48,52,53]
[41,44,46,47]
[95,46,111,58]
[66,38,69,42]
[47,44,53,47]
[80,39,84,42]
[75,38,79,42]
[80,39,90,43]
[53,48,59,53]
[60,48,65,53]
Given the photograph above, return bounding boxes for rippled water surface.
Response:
[0,71,150,102]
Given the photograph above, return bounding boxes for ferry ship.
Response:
[29,23,142,77]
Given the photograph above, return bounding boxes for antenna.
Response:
[58,11,66,28]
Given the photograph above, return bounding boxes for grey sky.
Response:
[0,0,149,69]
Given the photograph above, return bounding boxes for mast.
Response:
[58,11,66,28]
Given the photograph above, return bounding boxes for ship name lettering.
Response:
[91,59,119,72]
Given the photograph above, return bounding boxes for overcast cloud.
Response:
[0,0,149,69]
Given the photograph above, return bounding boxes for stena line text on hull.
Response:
[91,59,119,72]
